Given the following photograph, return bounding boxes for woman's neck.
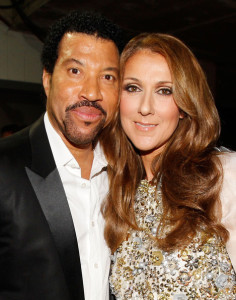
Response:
[141,153,159,182]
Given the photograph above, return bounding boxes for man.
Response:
[0,11,123,300]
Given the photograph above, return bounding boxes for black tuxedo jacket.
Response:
[0,116,84,300]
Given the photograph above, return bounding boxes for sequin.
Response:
[110,180,236,299]
[173,294,187,300]
[151,251,163,266]
[215,274,229,289]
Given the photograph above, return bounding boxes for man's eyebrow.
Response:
[63,59,118,73]
[103,67,119,73]
[63,58,84,66]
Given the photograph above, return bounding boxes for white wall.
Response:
[0,21,43,83]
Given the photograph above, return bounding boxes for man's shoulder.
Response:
[0,126,32,167]
[0,124,30,148]
[0,115,45,156]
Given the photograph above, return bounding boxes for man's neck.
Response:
[66,142,94,180]
[46,114,94,180]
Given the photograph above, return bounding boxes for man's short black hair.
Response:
[41,10,124,74]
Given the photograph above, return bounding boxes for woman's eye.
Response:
[124,85,141,93]
[157,88,172,95]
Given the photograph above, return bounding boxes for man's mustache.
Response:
[65,100,107,116]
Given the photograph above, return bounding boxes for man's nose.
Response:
[79,76,102,101]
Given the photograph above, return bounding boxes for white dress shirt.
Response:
[44,113,110,300]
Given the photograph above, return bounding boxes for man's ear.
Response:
[42,69,51,97]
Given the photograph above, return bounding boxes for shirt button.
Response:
[81,183,86,188]
[94,263,98,269]
[92,221,95,227]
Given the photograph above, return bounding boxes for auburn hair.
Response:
[100,33,228,253]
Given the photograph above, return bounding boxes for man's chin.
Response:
[64,128,102,147]
[62,117,106,146]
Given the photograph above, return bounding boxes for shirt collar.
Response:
[44,112,107,177]
[91,139,108,178]
[44,112,74,168]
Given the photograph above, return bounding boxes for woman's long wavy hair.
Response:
[100,33,228,253]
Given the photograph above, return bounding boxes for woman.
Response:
[101,33,236,299]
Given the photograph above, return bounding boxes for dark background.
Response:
[0,0,235,149]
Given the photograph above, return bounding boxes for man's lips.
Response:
[65,100,106,122]
[71,106,102,122]
[134,121,157,131]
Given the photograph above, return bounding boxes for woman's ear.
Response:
[179,109,186,119]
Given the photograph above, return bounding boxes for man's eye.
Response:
[124,85,140,93]
[104,74,114,81]
[157,88,172,95]
[69,68,80,74]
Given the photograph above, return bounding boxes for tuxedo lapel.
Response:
[26,116,84,300]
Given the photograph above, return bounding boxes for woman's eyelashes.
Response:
[123,84,172,95]
[123,84,141,93]
[156,87,172,95]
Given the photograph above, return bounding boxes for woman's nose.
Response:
[138,91,155,115]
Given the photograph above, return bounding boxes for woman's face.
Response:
[120,50,182,158]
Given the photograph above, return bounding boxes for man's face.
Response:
[43,33,119,147]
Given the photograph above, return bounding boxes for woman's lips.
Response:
[134,121,157,131]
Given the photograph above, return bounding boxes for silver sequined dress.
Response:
[110,180,236,299]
